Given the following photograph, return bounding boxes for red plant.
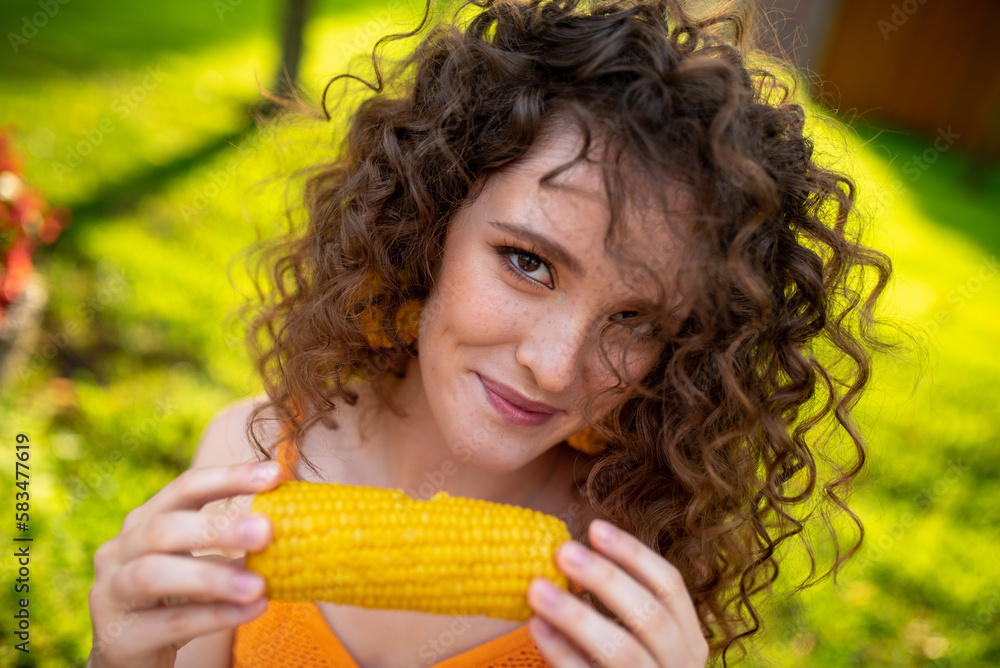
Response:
[0,128,70,325]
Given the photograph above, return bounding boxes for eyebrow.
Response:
[487,220,584,277]
[488,220,668,311]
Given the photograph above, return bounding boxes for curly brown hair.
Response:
[234,0,894,662]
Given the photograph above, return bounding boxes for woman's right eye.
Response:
[495,245,554,289]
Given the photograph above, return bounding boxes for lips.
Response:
[477,374,557,414]
[476,373,558,429]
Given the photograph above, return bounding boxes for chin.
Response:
[444,417,540,473]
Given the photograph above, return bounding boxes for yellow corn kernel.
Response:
[245,480,570,621]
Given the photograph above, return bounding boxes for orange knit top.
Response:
[231,417,581,667]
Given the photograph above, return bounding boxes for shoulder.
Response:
[188,395,286,553]
[190,393,282,469]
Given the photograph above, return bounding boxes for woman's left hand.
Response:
[527,519,709,668]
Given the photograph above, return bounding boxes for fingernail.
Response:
[561,542,589,567]
[238,515,269,542]
[250,461,281,485]
[593,520,616,543]
[233,571,264,594]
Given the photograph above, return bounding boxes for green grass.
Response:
[1,0,999,665]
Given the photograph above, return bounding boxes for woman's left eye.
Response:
[610,312,656,337]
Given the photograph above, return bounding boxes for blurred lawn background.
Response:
[0,0,998,666]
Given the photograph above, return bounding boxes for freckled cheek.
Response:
[457,278,528,345]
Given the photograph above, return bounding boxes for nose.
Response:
[514,302,591,397]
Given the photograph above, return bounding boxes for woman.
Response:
[86,0,892,666]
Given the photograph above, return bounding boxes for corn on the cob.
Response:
[245,480,571,621]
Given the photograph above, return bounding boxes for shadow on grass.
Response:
[0,0,388,79]
[52,110,266,258]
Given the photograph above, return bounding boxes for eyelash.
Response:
[493,241,659,343]
[494,242,553,289]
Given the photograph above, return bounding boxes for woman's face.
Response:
[416,123,683,471]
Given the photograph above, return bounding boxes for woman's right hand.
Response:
[86,460,283,668]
